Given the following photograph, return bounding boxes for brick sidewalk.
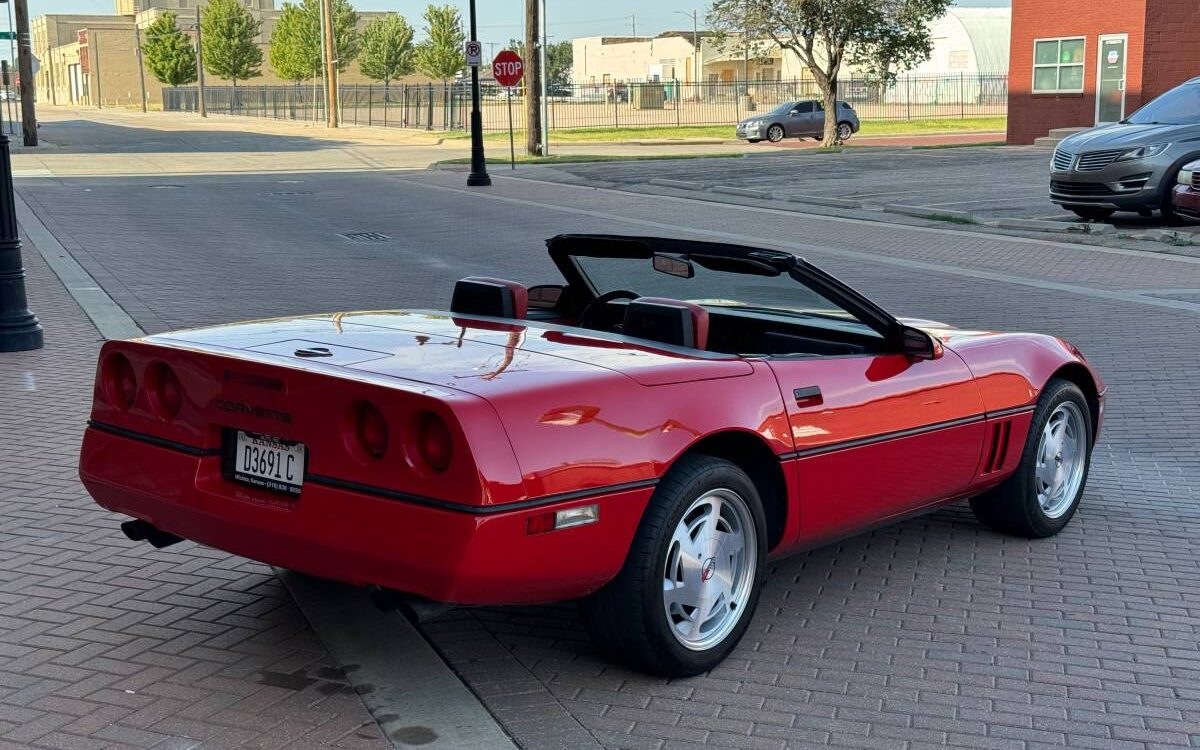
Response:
[0,241,389,749]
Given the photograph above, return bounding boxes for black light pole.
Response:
[466,0,491,186]
[0,131,43,352]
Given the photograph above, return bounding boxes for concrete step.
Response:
[1037,126,1092,147]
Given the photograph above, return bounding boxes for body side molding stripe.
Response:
[88,420,220,457]
[773,405,1034,461]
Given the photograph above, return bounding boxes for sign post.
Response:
[492,49,524,171]
[464,1,489,186]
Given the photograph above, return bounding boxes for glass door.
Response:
[1096,34,1127,124]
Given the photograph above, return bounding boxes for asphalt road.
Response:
[13,142,1200,750]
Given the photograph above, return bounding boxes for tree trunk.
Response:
[820,79,839,147]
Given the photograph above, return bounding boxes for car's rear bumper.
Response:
[1172,184,1200,219]
[80,425,654,605]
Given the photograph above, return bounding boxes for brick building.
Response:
[1007,0,1200,144]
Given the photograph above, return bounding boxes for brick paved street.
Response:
[0,233,389,747]
[6,118,1200,750]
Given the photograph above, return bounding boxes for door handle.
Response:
[793,386,823,406]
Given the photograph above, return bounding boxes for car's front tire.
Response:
[580,455,767,676]
[970,378,1092,538]
[746,138,761,143]
[766,124,785,143]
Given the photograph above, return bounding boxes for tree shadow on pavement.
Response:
[37,119,353,154]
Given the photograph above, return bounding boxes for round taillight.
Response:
[103,353,137,410]
[417,411,453,472]
[147,362,183,420]
[355,401,390,460]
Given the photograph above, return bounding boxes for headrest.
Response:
[450,277,528,319]
[623,297,709,350]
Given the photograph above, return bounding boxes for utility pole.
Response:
[524,0,541,156]
[627,14,637,36]
[320,0,337,127]
[0,129,43,351]
[193,9,206,117]
[673,9,699,84]
[539,0,547,156]
[465,0,489,186]
[12,0,35,145]
[133,23,147,113]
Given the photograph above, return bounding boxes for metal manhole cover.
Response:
[340,232,391,242]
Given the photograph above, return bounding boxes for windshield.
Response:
[767,102,797,115]
[571,253,878,333]
[1125,82,1200,125]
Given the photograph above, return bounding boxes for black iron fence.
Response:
[164,73,1007,132]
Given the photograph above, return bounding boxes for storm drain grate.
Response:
[339,231,391,242]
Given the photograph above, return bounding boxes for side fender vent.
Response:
[982,420,1012,475]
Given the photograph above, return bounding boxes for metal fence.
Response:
[164,73,1007,132]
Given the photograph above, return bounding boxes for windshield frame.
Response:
[546,234,902,342]
[1122,80,1200,126]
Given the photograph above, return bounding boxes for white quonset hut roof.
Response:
[948,6,1011,73]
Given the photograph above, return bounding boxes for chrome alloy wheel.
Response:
[662,488,757,651]
[1035,401,1087,519]
[767,124,785,142]
[837,122,853,140]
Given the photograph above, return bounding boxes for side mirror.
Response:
[527,284,564,310]
[901,326,943,360]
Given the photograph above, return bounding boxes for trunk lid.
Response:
[151,311,754,391]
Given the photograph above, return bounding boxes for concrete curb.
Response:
[994,216,1088,233]
[712,185,772,200]
[14,192,144,340]
[786,194,864,209]
[884,204,975,222]
[648,177,702,191]
[279,573,518,750]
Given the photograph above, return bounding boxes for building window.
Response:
[1033,37,1085,93]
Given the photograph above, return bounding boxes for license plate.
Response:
[229,430,306,496]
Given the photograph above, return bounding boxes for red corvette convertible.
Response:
[80,234,1104,676]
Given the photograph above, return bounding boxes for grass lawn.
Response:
[444,116,1007,143]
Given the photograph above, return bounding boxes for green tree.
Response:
[506,37,571,88]
[415,4,464,82]
[201,0,263,86]
[140,12,197,87]
[269,0,360,82]
[708,0,951,146]
[359,13,415,86]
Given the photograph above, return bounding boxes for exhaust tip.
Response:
[370,587,452,624]
[121,519,184,549]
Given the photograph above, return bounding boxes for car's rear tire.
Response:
[837,122,854,141]
[1068,206,1115,221]
[970,378,1092,538]
[580,455,767,677]
[766,125,785,143]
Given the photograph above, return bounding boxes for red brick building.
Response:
[1007,0,1200,144]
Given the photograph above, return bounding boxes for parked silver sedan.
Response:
[1050,76,1200,220]
[736,100,861,143]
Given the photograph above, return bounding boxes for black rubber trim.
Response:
[88,421,219,457]
[984,404,1038,419]
[777,413,987,460]
[306,474,659,515]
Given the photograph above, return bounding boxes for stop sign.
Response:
[492,50,524,88]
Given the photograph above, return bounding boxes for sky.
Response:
[19,0,1011,47]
